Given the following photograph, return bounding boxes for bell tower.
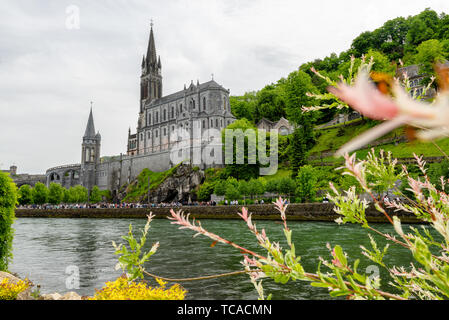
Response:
[81,105,101,191]
[140,21,162,113]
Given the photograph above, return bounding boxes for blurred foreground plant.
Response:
[168,149,449,299]
[98,214,186,300]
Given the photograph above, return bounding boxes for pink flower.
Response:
[331,248,343,268]
[329,69,449,156]
[238,207,249,222]
[328,72,399,120]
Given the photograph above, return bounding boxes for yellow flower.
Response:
[0,278,31,300]
[89,277,186,300]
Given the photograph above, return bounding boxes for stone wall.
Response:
[15,203,421,223]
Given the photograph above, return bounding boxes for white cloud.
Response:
[0,0,448,173]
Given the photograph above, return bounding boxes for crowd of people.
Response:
[17,200,220,210]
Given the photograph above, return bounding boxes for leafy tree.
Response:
[230,92,257,122]
[48,183,64,205]
[377,17,410,61]
[213,180,228,196]
[62,188,71,203]
[238,180,250,200]
[32,182,48,205]
[223,119,268,180]
[225,184,240,201]
[18,185,33,205]
[367,49,396,75]
[0,171,17,271]
[247,179,265,199]
[283,70,317,126]
[296,165,318,203]
[67,185,88,203]
[351,31,375,57]
[290,127,307,178]
[197,182,215,201]
[278,177,296,199]
[254,84,286,123]
[438,13,449,39]
[412,39,448,87]
[265,179,280,196]
[90,186,103,203]
[406,9,440,52]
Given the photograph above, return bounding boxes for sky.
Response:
[0,0,448,174]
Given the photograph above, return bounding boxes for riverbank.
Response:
[15,203,421,223]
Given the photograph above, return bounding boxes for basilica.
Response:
[44,23,236,194]
[127,24,236,156]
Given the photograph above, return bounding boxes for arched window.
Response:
[180,104,183,112]
[148,113,151,126]
[203,97,206,111]
[202,120,205,128]
[210,119,213,127]
[163,109,166,121]
[156,111,159,123]
[171,106,174,118]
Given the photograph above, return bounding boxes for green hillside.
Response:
[309,120,449,164]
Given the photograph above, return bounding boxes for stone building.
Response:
[1,165,46,188]
[128,24,236,156]
[44,23,236,196]
[396,64,437,99]
[256,117,295,135]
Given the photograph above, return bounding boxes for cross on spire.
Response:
[150,19,154,28]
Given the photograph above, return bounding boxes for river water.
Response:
[10,217,419,300]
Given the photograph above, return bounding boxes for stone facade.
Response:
[256,117,295,135]
[43,24,236,196]
[129,25,236,157]
[1,165,46,188]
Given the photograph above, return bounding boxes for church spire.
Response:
[146,21,157,66]
[84,106,96,138]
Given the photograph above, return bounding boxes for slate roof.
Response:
[145,80,228,107]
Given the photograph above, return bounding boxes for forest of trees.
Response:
[230,8,449,128]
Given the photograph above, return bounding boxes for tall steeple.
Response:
[146,22,157,67]
[84,107,96,138]
[140,20,163,113]
[81,105,101,191]
[82,106,101,165]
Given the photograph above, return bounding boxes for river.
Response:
[10,217,419,300]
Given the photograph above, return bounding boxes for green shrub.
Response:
[48,183,64,205]
[18,185,33,205]
[32,182,48,205]
[0,171,17,271]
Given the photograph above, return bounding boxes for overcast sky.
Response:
[1,0,448,174]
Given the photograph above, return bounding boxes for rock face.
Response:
[0,271,32,300]
[41,291,82,300]
[124,164,205,204]
[150,165,204,203]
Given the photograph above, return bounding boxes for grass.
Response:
[263,167,292,180]
[309,120,449,161]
